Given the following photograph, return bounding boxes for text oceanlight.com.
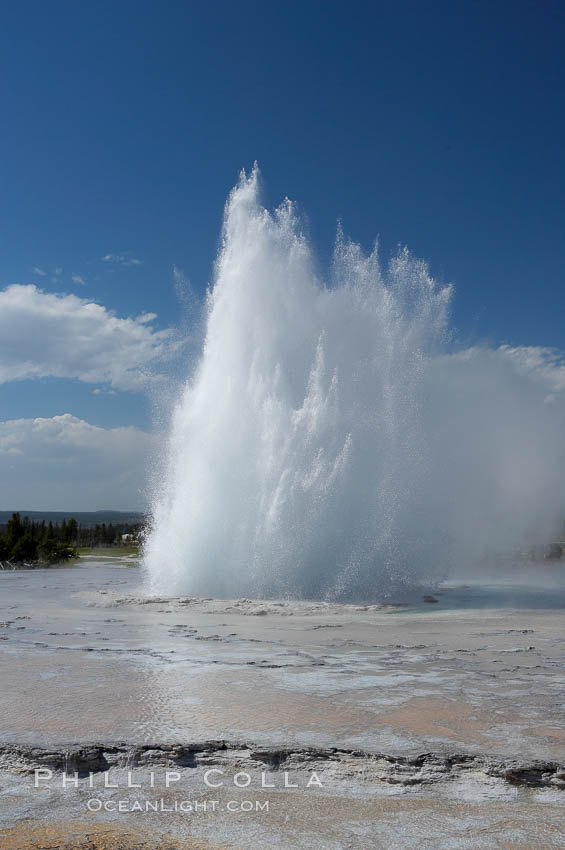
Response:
[86,798,270,812]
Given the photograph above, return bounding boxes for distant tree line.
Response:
[0,513,143,565]
[75,520,143,548]
[0,513,77,565]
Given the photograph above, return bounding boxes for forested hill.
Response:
[0,510,144,527]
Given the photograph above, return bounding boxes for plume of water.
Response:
[143,166,565,600]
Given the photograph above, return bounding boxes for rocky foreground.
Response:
[1,562,564,848]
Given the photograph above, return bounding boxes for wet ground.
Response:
[1,560,564,848]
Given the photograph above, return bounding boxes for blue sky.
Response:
[1,0,564,509]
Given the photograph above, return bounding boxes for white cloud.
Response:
[32,266,46,277]
[72,274,86,286]
[0,284,179,391]
[102,253,143,266]
[448,345,565,402]
[0,414,152,510]
[496,345,565,396]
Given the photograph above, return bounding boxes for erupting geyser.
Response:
[144,166,565,600]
